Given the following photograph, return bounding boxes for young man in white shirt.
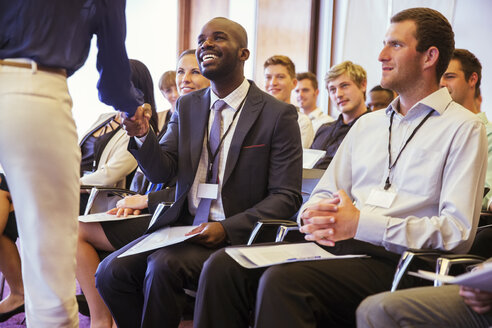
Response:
[295,71,334,133]
[264,55,314,148]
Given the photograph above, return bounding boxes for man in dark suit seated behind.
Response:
[310,61,370,169]
[95,17,302,328]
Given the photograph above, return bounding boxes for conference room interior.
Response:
[1,0,492,327]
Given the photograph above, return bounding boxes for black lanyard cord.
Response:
[384,109,434,190]
[205,95,247,181]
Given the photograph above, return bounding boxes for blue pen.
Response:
[287,255,322,261]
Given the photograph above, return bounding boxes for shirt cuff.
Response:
[354,210,388,246]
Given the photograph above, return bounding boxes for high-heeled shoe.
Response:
[0,304,25,322]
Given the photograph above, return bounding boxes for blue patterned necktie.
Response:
[193,100,227,225]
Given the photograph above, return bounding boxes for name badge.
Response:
[365,188,396,208]
[197,183,219,200]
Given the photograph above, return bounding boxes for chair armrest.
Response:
[479,211,492,226]
[247,219,298,245]
[391,249,445,292]
[435,254,486,286]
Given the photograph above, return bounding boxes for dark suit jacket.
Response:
[128,81,303,245]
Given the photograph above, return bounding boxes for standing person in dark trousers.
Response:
[0,1,145,326]
[95,17,302,328]
[194,7,487,328]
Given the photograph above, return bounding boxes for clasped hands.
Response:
[122,103,152,138]
[299,189,360,247]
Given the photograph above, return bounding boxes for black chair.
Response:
[80,185,139,215]
[390,220,492,291]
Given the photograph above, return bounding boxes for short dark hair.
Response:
[452,49,482,98]
[264,55,296,79]
[391,7,455,82]
[370,85,394,100]
[296,72,318,90]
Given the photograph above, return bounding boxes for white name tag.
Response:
[365,188,396,208]
[197,183,219,199]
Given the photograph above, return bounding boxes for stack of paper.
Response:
[118,225,199,258]
[78,212,149,223]
[409,262,492,292]
[226,242,367,268]
[303,149,326,169]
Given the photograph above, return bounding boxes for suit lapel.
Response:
[223,84,263,185]
[189,89,211,173]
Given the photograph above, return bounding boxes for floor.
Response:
[0,282,193,327]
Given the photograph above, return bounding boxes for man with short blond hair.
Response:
[310,61,369,169]
[264,55,314,148]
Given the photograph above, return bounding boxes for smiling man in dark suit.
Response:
[95,17,302,328]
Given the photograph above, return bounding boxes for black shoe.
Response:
[76,294,90,317]
[0,304,25,322]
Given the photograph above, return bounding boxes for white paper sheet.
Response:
[226,242,368,269]
[78,212,149,223]
[409,262,492,292]
[118,225,199,258]
[303,149,326,169]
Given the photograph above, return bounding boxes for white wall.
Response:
[321,0,492,118]
[68,0,178,138]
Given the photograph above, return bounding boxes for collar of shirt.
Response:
[385,87,452,120]
[477,111,489,125]
[308,107,323,120]
[209,78,250,111]
[335,110,369,127]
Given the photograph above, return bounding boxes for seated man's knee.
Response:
[95,252,124,290]
[356,292,395,325]
[258,265,290,295]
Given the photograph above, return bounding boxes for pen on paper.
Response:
[287,255,322,261]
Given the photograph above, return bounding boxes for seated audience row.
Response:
[89,9,489,328]
[3,6,492,328]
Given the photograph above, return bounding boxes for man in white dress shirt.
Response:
[295,71,334,133]
[264,55,314,148]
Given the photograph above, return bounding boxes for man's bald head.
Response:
[205,17,248,48]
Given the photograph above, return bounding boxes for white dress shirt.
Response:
[299,88,487,254]
[188,79,250,221]
[307,107,334,134]
[476,112,492,209]
[297,109,314,148]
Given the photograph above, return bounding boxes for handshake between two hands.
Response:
[299,190,360,247]
[121,103,152,138]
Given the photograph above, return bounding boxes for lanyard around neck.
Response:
[205,95,247,181]
[384,109,434,190]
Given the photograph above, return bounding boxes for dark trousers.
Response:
[96,235,215,328]
[194,240,402,328]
